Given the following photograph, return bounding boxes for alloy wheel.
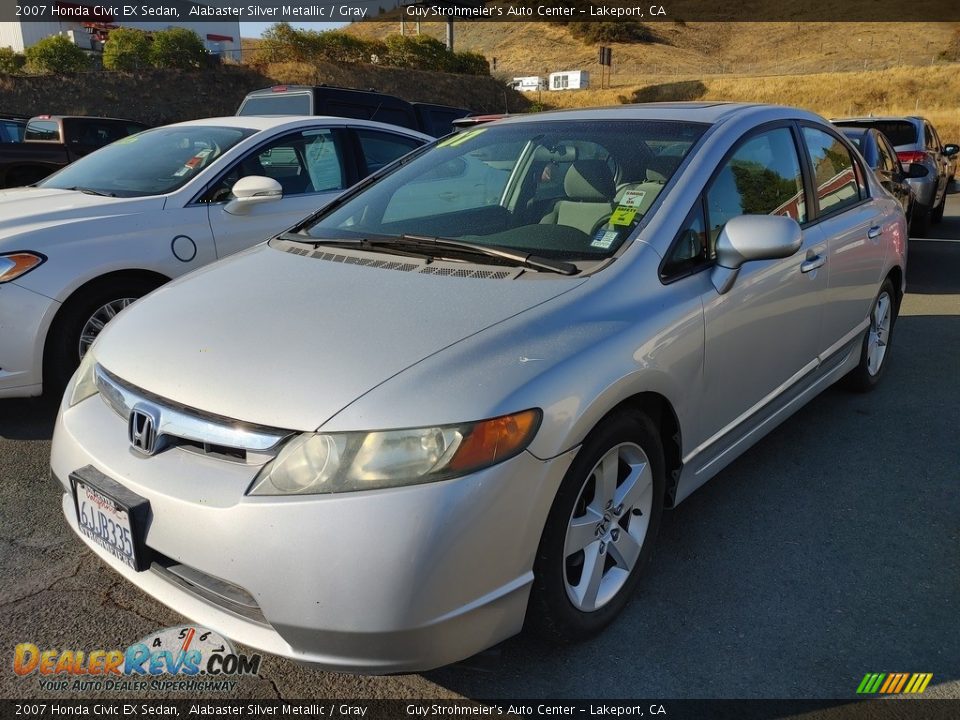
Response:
[866,291,892,376]
[78,298,136,359]
[563,442,654,612]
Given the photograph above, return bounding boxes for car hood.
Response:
[0,187,162,244]
[95,242,586,431]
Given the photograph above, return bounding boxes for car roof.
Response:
[833,116,922,124]
[161,115,432,139]
[491,102,826,126]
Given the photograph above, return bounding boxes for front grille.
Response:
[95,366,291,462]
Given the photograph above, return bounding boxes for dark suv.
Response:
[833,116,958,236]
[237,85,471,138]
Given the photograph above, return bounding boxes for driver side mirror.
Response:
[224,175,282,215]
[711,214,803,294]
[943,143,959,157]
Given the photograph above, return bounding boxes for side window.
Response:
[928,123,942,152]
[205,129,346,203]
[355,130,422,174]
[923,123,936,151]
[705,127,806,250]
[801,127,863,215]
[875,135,895,174]
[662,201,709,279]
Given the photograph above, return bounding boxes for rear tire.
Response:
[844,278,897,393]
[931,188,946,224]
[528,410,665,641]
[44,277,162,396]
[910,202,930,237]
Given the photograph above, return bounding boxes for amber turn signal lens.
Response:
[448,409,541,474]
[0,252,45,284]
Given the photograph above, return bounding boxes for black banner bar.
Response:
[9,0,960,23]
[3,700,960,720]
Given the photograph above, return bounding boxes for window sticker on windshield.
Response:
[619,189,647,209]
[610,207,637,226]
[591,230,619,249]
[437,128,487,149]
[115,135,138,145]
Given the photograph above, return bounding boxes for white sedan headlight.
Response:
[67,351,99,407]
[248,409,541,496]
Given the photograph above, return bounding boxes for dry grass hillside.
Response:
[347,19,960,77]
[536,64,960,140]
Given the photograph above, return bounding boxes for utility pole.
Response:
[445,16,454,52]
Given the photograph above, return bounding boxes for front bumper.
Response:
[52,391,575,673]
[0,281,59,398]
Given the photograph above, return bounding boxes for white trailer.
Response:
[548,70,590,91]
[511,76,544,93]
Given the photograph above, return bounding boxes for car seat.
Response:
[540,160,616,235]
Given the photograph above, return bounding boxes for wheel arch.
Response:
[42,268,171,379]
[581,391,684,509]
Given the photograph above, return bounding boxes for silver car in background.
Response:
[52,103,907,673]
[833,115,958,236]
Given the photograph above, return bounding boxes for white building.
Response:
[0,10,240,59]
[548,70,590,91]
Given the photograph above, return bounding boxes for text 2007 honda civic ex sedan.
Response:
[52,103,906,673]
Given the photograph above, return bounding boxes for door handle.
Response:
[801,255,825,273]
[868,226,883,240]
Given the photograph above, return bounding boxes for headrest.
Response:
[564,160,615,202]
[645,155,681,184]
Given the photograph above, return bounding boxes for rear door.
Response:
[200,126,353,258]
[799,124,889,357]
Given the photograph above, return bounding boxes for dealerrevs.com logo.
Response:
[13,626,261,693]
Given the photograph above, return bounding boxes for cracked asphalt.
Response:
[1,194,958,702]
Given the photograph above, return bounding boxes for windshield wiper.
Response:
[65,186,116,197]
[280,232,578,276]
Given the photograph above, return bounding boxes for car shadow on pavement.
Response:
[0,395,58,441]
[425,314,959,700]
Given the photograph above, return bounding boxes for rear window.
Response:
[836,120,917,147]
[239,94,312,116]
[24,120,60,142]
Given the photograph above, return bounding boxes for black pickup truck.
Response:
[0,115,149,188]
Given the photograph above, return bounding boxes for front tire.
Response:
[844,278,897,393]
[528,410,665,641]
[44,277,161,396]
[931,187,947,224]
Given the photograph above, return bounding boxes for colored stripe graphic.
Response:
[857,673,932,694]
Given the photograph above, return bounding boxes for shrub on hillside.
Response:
[150,28,206,69]
[252,23,488,75]
[24,36,89,74]
[938,29,960,62]
[568,21,661,44]
[0,47,25,74]
[102,28,151,70]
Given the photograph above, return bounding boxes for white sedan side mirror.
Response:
[224,176,283,215]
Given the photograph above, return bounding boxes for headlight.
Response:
[0,252,46,283]
[67,351,99,407]
[248,408,541,496]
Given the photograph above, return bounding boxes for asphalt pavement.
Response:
[1,193,958,702]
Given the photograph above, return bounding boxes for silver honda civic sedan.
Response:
[52,103,907,673]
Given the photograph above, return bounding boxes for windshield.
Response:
[39,125,257,197]
[304,119,707,260]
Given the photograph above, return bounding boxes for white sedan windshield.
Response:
[39,126,257,197]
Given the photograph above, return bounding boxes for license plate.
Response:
[71,467,150,572]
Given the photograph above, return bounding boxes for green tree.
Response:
[102,28,151,70]
[149,28,206,69]
[0,47,26,74]
[24,35,89,74]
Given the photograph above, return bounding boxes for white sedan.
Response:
[0,116,430,398]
